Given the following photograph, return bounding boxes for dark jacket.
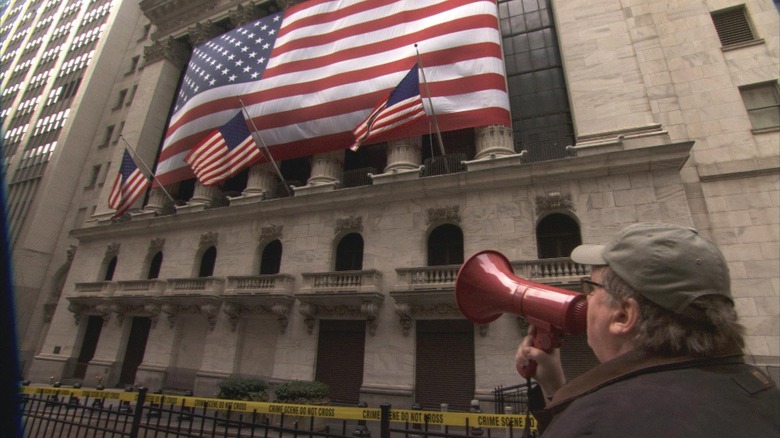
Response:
[529,350,779,437]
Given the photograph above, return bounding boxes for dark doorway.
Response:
[536,213,581,259]
[118,317,151,386]
[415,320,474,411]
[315,320,366,404]
[104,256,117,281]
[260,240,282,274]
[335,233,364,271]
[148,251,163,279]
[427,224,464,266]
[199,246,217,277]
[74,316,103,379]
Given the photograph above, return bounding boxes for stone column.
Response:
[474,125,515,159]
[184,183,220,210]
[244,163,278,197]
[384,137,422,172]
[295,151,343,195]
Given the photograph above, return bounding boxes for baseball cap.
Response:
[570,223,732,315]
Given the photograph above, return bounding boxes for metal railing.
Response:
[421,153,466,177]
[21,385,536,438]
[341,167,376,188]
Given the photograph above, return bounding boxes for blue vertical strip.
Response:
[0,146,21,437]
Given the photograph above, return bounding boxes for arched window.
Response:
[335,233,363,271]
[260,240,282,274]
[427,224,463,266]
[147,251,163,279]
[104,256,117,281]
[198,246,217,277]
[536,213,582,259]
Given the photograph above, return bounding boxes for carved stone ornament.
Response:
[535,192,574,214]
[66,245,78,262]
[335,216,362,235]
[199,231,219,249]
[105,243,120,260]
[260,225,283,242]
[149,238,166,252]
[188,20,223,45]
[143,37,191,69]
[427,206,460,225]
[229,3,265,27]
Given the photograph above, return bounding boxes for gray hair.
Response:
[601,267,745,356]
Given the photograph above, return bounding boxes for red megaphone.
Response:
[455,250,588,378]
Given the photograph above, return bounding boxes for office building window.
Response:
[739,81,780,132]
[711,5,758,48]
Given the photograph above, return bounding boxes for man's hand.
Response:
[515,325,566,403]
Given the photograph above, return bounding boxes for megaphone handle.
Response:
[517,328,562,379]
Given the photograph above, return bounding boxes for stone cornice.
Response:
[141,0,278,39]
[71,141,694,243]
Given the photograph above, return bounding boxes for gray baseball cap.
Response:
[570,223,732,314]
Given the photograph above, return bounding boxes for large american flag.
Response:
[351,64,425,150]
[109,150,151,219]
[155,0,511,187]
[185,111,261,186]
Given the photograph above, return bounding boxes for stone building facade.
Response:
[6,0,778,410]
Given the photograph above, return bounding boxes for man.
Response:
[516,223,779,437]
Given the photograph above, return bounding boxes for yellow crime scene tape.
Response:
[21,386,536,430]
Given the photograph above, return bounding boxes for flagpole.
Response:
[237,98,293,197]
[119,135,175,203]
[415,44,446,158]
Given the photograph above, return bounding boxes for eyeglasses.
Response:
[580,277,605,297]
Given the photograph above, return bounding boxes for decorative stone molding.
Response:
[188,20,223,45]
[105,243,120,260]
[260,225,283,242]
[199,231,219,250]
[426,205,460,225]
[149,238,166,252]
[298,300,383,336]
[335,216,362,235]
[66,245,78,262]
[220,298,294,333]
[229,3,265,27]
[534,192,574,214]
[143,37,191,69]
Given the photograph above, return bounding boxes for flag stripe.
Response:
[184,112,263,186]
[109,150,151,218]
[156,0,509,187]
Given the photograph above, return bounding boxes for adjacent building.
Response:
[3,0,778,410]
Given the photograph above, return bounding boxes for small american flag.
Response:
[184,111,261,186]
[351,64,426,151]
[109,150,151,219]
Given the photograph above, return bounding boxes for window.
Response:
[427,224,463,266]
[739,82,780,132]
[147,251,163,279]
[335,233,363,271]
[85,164,100,188]
[99,125,114,148]
[259,240,282,274]
[711,5,758,48]
[103,256,117,281]
[126,56,139,75]
[536,213,581,259]
[199,246,217,277]
[113,89,127,110]
[499,0,574,161]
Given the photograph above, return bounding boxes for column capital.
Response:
[143,37,191,69]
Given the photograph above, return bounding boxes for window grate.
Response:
[711,6,755,47]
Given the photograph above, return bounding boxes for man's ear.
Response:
[609,297,640,336]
